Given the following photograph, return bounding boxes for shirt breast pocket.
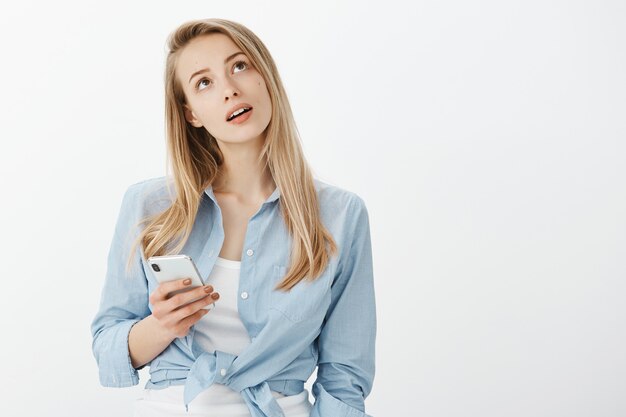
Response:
[269,265,332,323]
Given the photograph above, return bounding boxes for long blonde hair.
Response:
[125,18,337,291]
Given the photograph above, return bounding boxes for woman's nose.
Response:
[223,80,240,100]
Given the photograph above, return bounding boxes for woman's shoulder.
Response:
[313,177,367,211]
[125,175,171,191]
[312,178,368,227]
[122,175,175,215]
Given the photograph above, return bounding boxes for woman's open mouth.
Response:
[227,107,253,124]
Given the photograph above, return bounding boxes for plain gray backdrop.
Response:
[0,0,624,416]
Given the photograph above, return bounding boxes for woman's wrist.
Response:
[128,314,177,369]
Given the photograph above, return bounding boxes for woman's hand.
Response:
[149,278,220,339]
[128,279,218,368]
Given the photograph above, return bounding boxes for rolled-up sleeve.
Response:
[90,183,151,387]
[311,195,376,417]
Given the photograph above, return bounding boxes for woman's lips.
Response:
[228,108,253,124]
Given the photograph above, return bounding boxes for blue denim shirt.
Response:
[90,176,376,417]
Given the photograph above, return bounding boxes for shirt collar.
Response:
[203,184,281,205]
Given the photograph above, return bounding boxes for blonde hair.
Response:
[125,18,337,291]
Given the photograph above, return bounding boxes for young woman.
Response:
[90,18,376,417]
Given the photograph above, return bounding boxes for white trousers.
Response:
[133,384,312,417]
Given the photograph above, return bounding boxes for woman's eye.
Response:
[233,60,248,73]
[197,78,211,90]
[196,61,248,91]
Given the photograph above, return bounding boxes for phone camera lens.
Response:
[151,263,161,272]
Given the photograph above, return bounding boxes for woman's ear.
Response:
[183,104,203,128]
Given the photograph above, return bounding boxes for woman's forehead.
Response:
[176,34,243,82]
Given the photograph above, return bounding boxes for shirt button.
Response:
[220,368,227,376]
[240,291,249,300]
[246,249,254,256]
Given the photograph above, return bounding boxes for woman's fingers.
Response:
[165,284,216,312]
[149,278,194,304]
[174,309,211,337]
[149,277,220,335]
[170,291,219,323]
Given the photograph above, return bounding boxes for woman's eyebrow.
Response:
[188,51,246,84]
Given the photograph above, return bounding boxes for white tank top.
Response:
[193,256,254,354]
[134,256,313,417]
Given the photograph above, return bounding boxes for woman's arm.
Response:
[129,279,219,368]
[128,315,176,369]
[311,194,376,417]
[92,181,220,381]
[90,183,152,386]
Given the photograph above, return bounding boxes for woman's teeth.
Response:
[228,107,250,121]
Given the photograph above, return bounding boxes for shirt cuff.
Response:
[310,382,373,417]
[95,319,141,387]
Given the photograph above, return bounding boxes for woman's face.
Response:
[177,33,272,145]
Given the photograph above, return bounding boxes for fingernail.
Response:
[204,285,213,293]
[183,278,192,285]
[211,292,220,299]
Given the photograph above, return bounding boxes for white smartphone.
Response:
[147,254,214,310]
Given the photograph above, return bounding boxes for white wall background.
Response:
[0,0,624,416]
